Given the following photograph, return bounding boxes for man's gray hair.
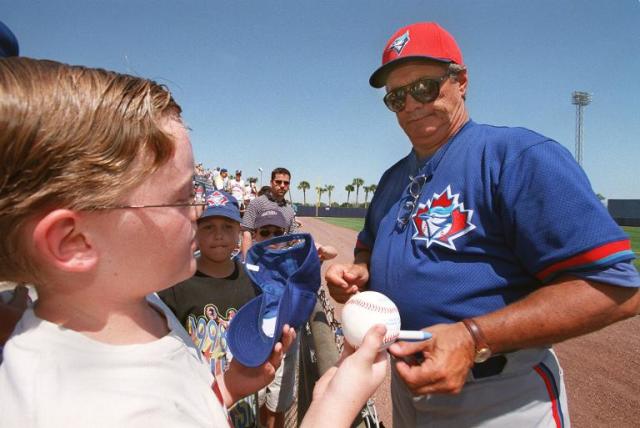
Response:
[448,63,467,100]
[448,63,466,75]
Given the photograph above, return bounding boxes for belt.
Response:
[471,355,507,379]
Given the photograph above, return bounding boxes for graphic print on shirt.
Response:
[186,303,257,428]
[411,185,476,250]
[186,303,237,376]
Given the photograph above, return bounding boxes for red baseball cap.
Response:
[369,22,464,88]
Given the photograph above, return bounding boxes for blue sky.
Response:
[4,0,639,204]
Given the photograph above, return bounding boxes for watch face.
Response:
[474,347,492,363]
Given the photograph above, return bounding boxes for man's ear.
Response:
[32,209,98,273]
[456,69,468,98]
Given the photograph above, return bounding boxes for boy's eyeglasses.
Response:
[383,74,451,113]
[273,180,290,186]
[258,228,285,238]
[91,194,207,218]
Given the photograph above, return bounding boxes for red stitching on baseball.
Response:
[345,298,397,314]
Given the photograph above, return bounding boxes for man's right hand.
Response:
[324,263,369,303]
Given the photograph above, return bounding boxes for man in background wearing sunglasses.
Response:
[241,167,298,259]
[326,22,639,427]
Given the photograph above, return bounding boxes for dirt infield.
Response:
[298,217,640,428]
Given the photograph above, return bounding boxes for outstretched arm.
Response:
[389,276,640,395]
[301,325,388,428]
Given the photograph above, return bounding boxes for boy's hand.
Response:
[302,325,388,427]
[217,325,296,407]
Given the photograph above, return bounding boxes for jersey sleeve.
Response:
[497,140,635,283]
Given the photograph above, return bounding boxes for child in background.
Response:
[159,190,260,427]
[253,210,338,262]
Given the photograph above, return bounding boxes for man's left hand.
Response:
[388,322,475,395]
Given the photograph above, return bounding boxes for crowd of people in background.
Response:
[194,164,260,213]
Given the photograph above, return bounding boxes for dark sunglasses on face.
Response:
[273,180,290,186]
[383,73,452,113]
[258,228,285,238]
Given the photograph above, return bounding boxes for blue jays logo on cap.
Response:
[388,30,410,54]
[411,185,475,250]
[207,190,229,207]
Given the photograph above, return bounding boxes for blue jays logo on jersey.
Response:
[207,190,229,207]
[412,185,475,250]
[388,31,410,54]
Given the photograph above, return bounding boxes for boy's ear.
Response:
[32,209,98,273]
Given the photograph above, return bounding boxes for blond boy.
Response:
[0,58,293,427]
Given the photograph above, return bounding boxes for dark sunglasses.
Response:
[273,180,290,186]
[258,228,285,238]
[383,74,451,113]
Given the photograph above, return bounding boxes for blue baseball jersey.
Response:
[358,120,638,330]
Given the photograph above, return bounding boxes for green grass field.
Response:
[622,226,640,270]
[317,217,365,232]
[318,218,640,270]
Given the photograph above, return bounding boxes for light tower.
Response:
[571,91,592,166]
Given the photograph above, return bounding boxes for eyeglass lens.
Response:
[384,76,445,113]
[274,180,290,186]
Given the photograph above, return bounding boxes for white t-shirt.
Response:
[226,178,246,202]
[0,294,230,428]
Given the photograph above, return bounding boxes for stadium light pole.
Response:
[571,91,592,167]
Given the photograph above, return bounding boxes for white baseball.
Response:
[341,291,401,348]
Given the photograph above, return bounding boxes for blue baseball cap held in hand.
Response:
[227,233,320,367]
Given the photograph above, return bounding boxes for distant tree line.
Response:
[296,178,377,208]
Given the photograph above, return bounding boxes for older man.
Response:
[326,22,640,427]
[240,167,296,258]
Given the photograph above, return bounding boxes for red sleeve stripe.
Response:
[536,239,633,282]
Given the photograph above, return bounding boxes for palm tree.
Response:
[298,181,310,205]
[364,184,377,208]
[315,186,325,206]
[363,185,371,207]
[325,184,335,206]
[345,184,355,206]
[352,178,365,206]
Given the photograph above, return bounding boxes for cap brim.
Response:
[198,211,241,223]
[227,290,289,368]
[369,55,453,88]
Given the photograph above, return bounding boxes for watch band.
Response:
[462,318,492,363]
